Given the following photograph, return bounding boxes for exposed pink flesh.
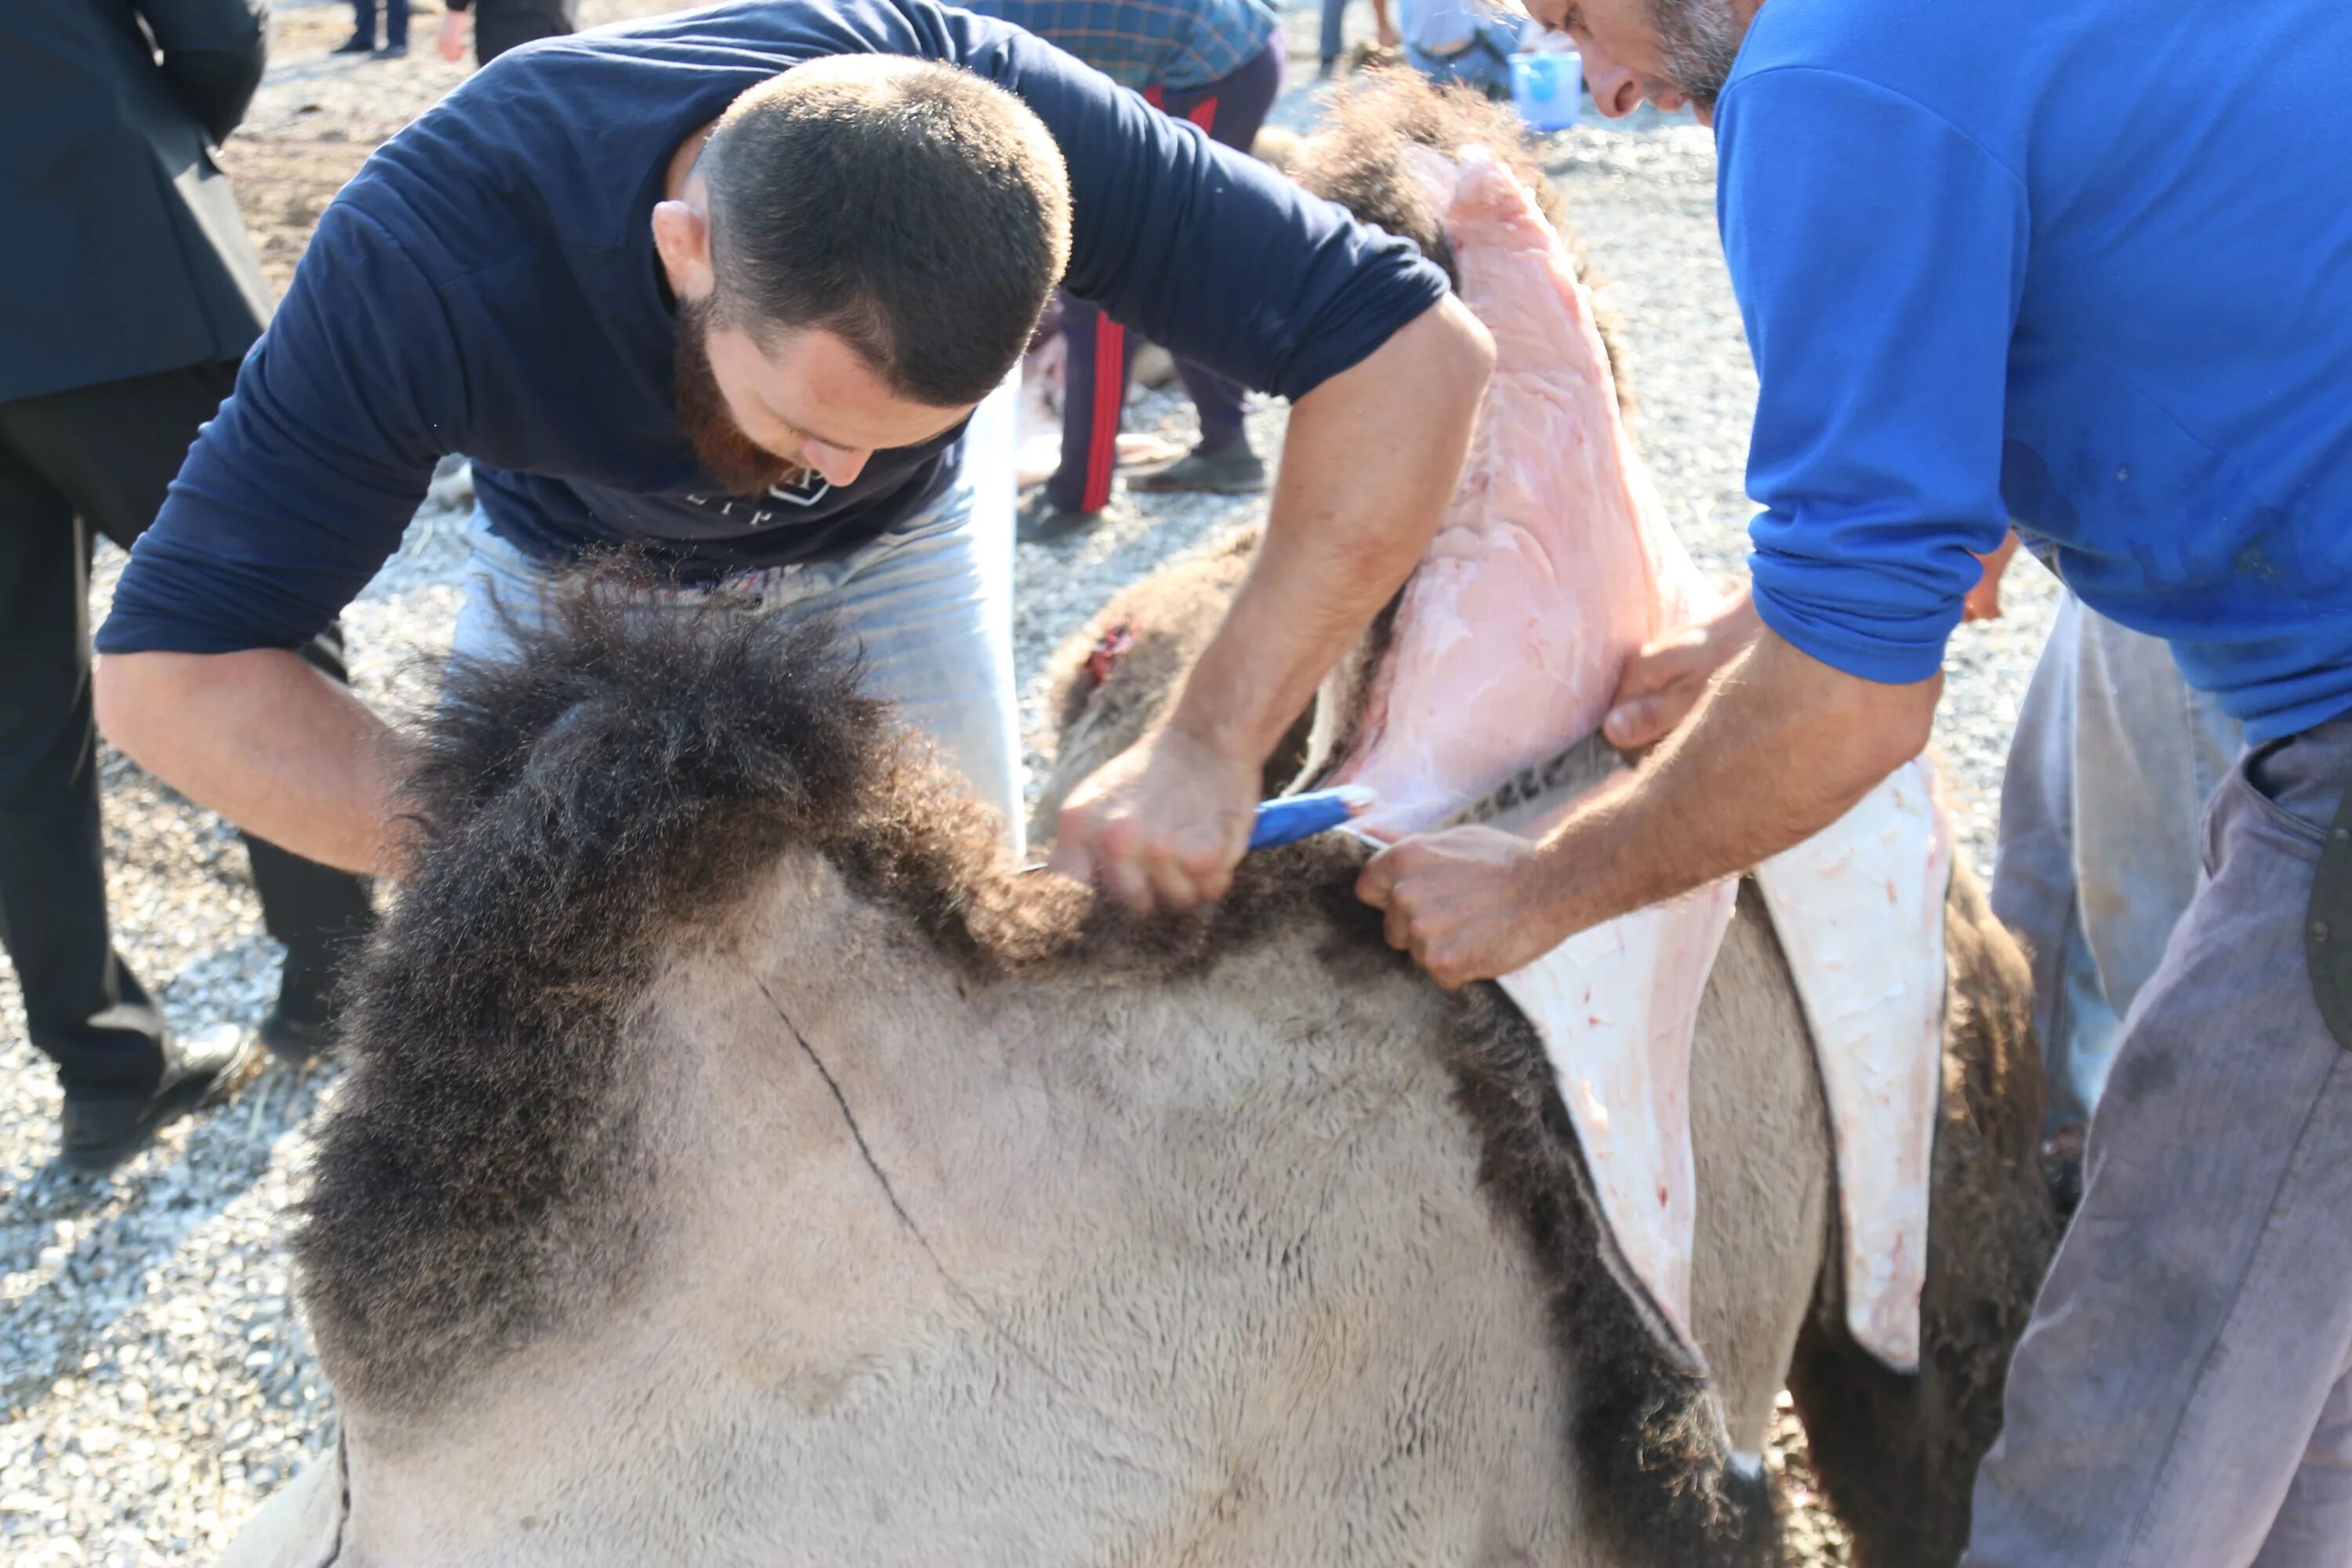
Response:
[1328,150,1715,839]
[1341,149,1947,1374]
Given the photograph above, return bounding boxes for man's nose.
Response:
[806,444,871,488]
[1582,53,1646,119]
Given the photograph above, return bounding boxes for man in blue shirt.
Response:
[94,2,1489,904]
[1356,0,2352,1558]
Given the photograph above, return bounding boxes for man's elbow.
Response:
[1847,669,1942,781]
[1411,293,1496,401]
[1755,629,1942,787]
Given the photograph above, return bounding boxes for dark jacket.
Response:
[0,0,274,403]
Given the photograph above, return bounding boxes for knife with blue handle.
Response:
[1247,785,1381,851]
[1017,784,1380,875]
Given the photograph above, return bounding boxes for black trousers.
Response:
[0,361,376,1097]
[475,2,574,64]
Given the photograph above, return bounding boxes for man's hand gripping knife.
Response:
[1356,593,1942,989]
[1047,296,1495,912]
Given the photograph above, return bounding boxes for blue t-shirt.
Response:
[1719,0,2352,742]
[100,0,1446,657]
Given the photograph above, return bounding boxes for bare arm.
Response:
[1358,629,1940,986]
[95,648,412,877]
[1051,295,1494,909]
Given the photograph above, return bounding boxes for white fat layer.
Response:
[1753,758,1952,1372]
[1500,879,1737,1358]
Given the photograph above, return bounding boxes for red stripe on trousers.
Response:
[1083,315,1126,512]
[1073,84,1221,511]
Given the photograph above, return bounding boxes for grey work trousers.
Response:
[1964,717,2352,1567]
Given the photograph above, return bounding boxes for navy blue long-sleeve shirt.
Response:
[100,0,1447,656]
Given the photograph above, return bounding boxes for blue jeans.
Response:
[349,0,408,48]
[1320,0,1348,62]
[451,384,1023,853]
[1990,590,2244,1126]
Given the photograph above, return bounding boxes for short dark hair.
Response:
[699,56,1073,408]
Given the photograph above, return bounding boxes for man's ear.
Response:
[652,199,714,300]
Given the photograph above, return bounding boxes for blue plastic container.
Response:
[1509,49,1582,132]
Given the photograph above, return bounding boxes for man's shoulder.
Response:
[1727,0,2041,132]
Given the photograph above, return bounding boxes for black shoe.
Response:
[1017,490,1103,543]
[258,1006,337,1065]
[372,41,409,59]
[60,1029,260,1174]
[1130,441,1266,495]
[331,33,376,54]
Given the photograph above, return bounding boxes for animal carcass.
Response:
[216,82,2052,1568]
[1031,78,2056,1563]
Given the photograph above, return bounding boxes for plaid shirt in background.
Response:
[964,0,1279,92]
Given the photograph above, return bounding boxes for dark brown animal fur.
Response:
[300,574,1771,1562]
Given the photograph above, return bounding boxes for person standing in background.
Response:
[332,0,408,58]
[437,0,576,67]
[968,0,1290,541]
[1,0,378,1171]
[1320,0,1400,76]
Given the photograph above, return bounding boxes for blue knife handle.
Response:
[1248,789,1365,852]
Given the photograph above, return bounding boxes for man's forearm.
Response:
[1530,630,1939,938]
[94,648,412,877]
[1167,296,1493,765]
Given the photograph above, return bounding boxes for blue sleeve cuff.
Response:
[1749,550,1965,686]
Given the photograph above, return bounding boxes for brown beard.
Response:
[671,296,811,497]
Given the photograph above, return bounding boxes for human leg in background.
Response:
[1131,44,1287,497]
[0,431,169,1109]
[1321,0,1349,71]
[1962,720,2352,1568]
[0,363,387,1162]
[1992,588,2243,1136]
[1019,292,1138,541]
[379,0,409,53]
[1991,590,2114,1131]
[335,0,379,52]
[242,614,382,1064]
[9,365,375,1058]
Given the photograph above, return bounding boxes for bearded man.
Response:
[95,0,1488,886]
[1355,0,2352,1560]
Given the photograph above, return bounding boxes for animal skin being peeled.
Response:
[1332,147,1948,1371]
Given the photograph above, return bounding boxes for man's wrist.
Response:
[1163,697,1269,771]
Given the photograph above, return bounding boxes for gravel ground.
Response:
[1,5,2054,1562]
